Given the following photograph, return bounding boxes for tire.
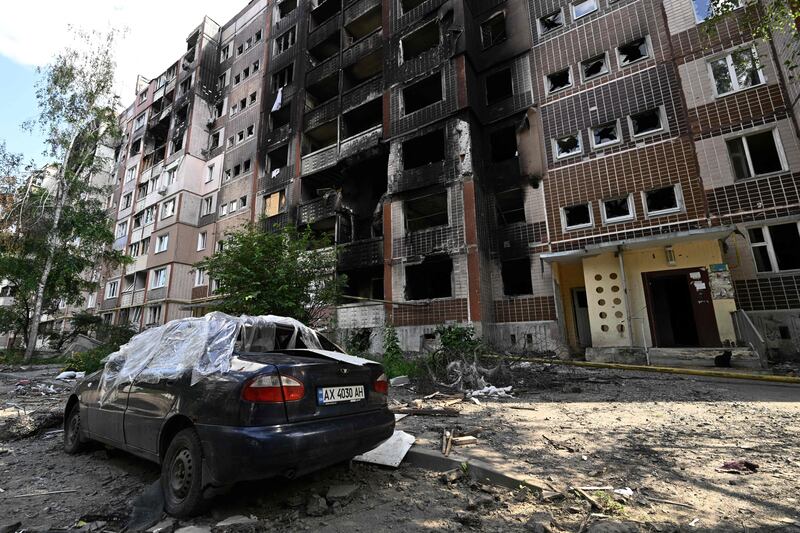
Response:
[161,428,205,518]
[63,403,86,454]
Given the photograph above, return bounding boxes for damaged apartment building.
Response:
[91,0,799,362]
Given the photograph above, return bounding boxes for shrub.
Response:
[380,325,419,378]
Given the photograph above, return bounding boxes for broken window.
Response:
[480,12,507,49]
[496,188,526,225]
[278,0,297,19]
[342,98,383,138]
[271,102,291,130]
[563,203,593,229]
[405,191,448,232]
[630,108,663,136]
[490,126,518,162]
[602,196,633,222]
[272,64,294,89]
[405,257,453,300]
[726,129,784,180]
[275,27,296,54]
[618,37,650,65]
[130,138,142,156]
[538,10,564,35]
[303,120,338,154]
[644,185,680,216]
[401,20,440,62]
[403,129,445,170]
[342,267,384,301]
[582,53,608,80]
[554,134,582,159]
[591,121,620,148]
[486,68,513,105]
[344,4,381,42]
[547,68,572,93]
[749,223,800,272]
[710,47,763,96]
[572,0,598,19]
[403,72,443,114]
[502,258,533,296]
[264,190,287,217]
[268,145,289,172]
[400,0,426,14]
[308,31,341,64]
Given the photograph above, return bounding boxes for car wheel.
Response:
[63,403,85,454]
[161,428,205,518]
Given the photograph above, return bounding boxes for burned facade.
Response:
[92,0,799,361]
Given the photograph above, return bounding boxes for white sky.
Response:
[0,1,244,104]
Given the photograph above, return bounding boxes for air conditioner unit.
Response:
[157,185,168,195]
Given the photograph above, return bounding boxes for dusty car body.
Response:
[63,313,394,517]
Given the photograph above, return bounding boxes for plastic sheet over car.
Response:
[98,312,356,405]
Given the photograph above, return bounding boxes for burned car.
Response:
[62,313,394,517]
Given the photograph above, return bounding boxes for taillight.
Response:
[373,373,389,395]
[242,374,305,403]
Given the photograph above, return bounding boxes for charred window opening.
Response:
[278,0,297,19]
[342,99,382,138]
[496,188,525,225]
[175,104,189,128]
[554,134,581,159]
[502,258,533,296]
[402,20,440,62]
[490,126,518,162]
[602,196,633,222]
[308,31,340,64]
[481,12,507,49]
[403,73,443,114]
[400,0,426,14]
[591,121,619,148]
[344,5,381,43]
[618,37,650,65]
[631,108,663,136]
[406,257,453,300]
[275,27,297,54]
[342,49,382,91]
[403,129,445,170]
[538,10,564,35]
[405,190,448,232]
[563,203,592,229]
[582,54,608,80]
[547,68,571,93]
[271,102,292,130]
[306,73,339,106]
[486,68,513,105]
[644,185,680,215]
[268,145,289,172]
[342,266,384,300]
[310,0,341,31]
[272,64,294,89]
[302,120,338,155]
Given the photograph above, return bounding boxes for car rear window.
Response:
[235,324,343,353]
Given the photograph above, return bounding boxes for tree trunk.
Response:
[23,133,78,362]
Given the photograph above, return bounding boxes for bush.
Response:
[65,323,136,374]
[380,325,419,378]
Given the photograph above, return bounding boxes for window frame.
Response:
[197,231,207,251]
[105,280,119,300]
[747,222,800,274]
[537,8,565,37]
[155,234,169,254]
[707,45,766,98]
[545,67,573,95]
[161,198,176,220]
[601,194,635,224]
[615,35,652,68]
[561,202,595,231]
[150,268,167,289]
[724,127,787,181]
[580,52,610,82]
[571,0,598,21]
[628,106,667,138]
[480,11,508,50]
[642,184,684,218]
[589,119,622,150]
[552,132,583,160]
[194,268,206,287]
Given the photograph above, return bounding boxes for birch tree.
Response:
[4,30,124,360]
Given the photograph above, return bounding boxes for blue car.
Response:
[63,314,394,517]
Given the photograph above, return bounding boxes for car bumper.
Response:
[195,408,395,486]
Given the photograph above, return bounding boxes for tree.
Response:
[707,0,800,74]
[196,224,345,326]
[0,30,126,360]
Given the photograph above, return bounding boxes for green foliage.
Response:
[65,323,136,374]
[342,328,372,356]
[197,223,345,327]
[380,325,419,378]
[426,324,485,378]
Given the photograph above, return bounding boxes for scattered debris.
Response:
[718,460,759,474]
[542,434,576,453]
[353,430,415,468]
[390,407,459,417]
[305,494,328,517]
[127,481,165,532]
[451,436,478,447]
[56,371,85,381]
[468,385,513,398]
[613,487,634,498]
[148,518,177,533]
[641,492,695,509]
[571,486,602,511]
[325,484,358,504]
[389,376,410,387]
[215,515,257,527]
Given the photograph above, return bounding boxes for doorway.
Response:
[642,268,720,347]
[572,288,592,349]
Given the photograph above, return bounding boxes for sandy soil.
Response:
[2,363,799,532]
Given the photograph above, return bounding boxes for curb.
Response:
[486,355,800,385]
[403,447,546,493]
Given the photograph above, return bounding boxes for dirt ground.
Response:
[1,362,799,532]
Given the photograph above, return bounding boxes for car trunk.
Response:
[237,350,385,424]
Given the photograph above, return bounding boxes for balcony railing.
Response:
[298,196,336,225]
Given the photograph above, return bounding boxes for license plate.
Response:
[317,385,365,405]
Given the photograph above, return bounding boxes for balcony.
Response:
[342,28,382,68]
[301,145,338,175]
[338,237,383,269]
[304,99,340,130]
[298,196,336,225]
[336,302,385,329]
[258,165,293,192]
[340,124,381,160]
[342,75,383,113]
[307,56,341,86]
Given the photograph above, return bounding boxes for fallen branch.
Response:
[10,489,77,498]
[571,487,602,511]
[543,434,576,453]
[641,494,695,509]
[391,407,459,417]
